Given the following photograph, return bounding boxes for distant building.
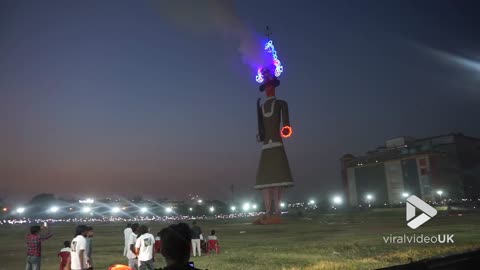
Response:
[341,133,480,206]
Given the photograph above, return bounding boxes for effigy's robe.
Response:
[255,96,294,189]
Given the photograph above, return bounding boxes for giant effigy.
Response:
[253,38,293,225]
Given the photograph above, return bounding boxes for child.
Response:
[57,240,71,270]
[154,231,162,254]
[207,230,219,254]
[208,230,218,241]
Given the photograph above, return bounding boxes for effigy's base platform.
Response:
[253,215,282,225]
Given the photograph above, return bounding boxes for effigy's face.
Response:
[261,67,274,81]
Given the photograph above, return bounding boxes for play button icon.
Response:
[406,195,438,229]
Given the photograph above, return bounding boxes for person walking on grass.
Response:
[85,226,94,270]
[127,223,140,270]
[190,221,202,257]
[123,223,132,257]
[135,224,155,270]
[70,225,88,270]
[57,241,71,270]
[25,223,53,270]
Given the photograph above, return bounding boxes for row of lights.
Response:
[7,191,448,215]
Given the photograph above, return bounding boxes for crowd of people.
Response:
[25,221,220,270]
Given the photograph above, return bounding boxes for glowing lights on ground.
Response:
[252,204,257,210]
[189,208,193,211]
[280,202,286,208]
[308,200,315,205]
[111,207,120,213]
[165,207,173,214]
[281,125,293,138]
[49,206,59,213]
[402,192,410,198]
[16,207,26,214]
[255,40,284,83]
[242,202,251,211]
[437,190,444,196]
[230,206,236,211]
[209,206,215,213]
[140,207,148,214]
[332,196,342,205]
[366,194,374,201]
[82,207,91,213]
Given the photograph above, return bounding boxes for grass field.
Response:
[1,209,479,270]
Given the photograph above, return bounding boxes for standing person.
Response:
[126,223,140,270]
[85,226,94,270]
[25,223,53,270]
[123,223,132,257]
[70,225,88,270]
[159,223,199,270]
[57,241,71,270]
[135,225,155,270]
[190,222,202,257]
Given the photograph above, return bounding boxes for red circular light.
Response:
[281,126,293,138]
[109,264,131,270]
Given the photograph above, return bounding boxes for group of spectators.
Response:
[123,221,219,270]
[25,221,212,270]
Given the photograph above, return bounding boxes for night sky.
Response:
[1,0,480,202]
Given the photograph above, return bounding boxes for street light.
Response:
[402,192,409,198]
[16,207,26,214]
[197,199,203,204]
[140,207,148,214]
[111,207,120,213]
[332,196,342,205]
[189,207,193,211]
[436,190,443,196]
[209,206,215,213]
[82,207,91,213]
[242,202,250,211]
[252,204,257,210]
[308,199,315,205]
[49,206,59,213]
[280,202,286,208]
[165,207,173,213]
[230,206,236,211]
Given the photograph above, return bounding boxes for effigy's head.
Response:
[259,67,280,94]
[255,40,284,85]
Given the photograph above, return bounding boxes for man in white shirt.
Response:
[127,223,140,270]
[71,225,89,270]
[135,225,155,270]
[123,223,132,257]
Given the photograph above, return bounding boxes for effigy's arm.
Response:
[256,98,265,142]
[280,100,293,138]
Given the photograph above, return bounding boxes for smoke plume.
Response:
[158,0,270,70]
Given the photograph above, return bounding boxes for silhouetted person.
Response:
[160,223,200,270]
[85,226,94,270]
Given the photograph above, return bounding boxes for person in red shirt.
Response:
[25,224,53,270]
[58,241,71,270]
[154,231,162,254]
